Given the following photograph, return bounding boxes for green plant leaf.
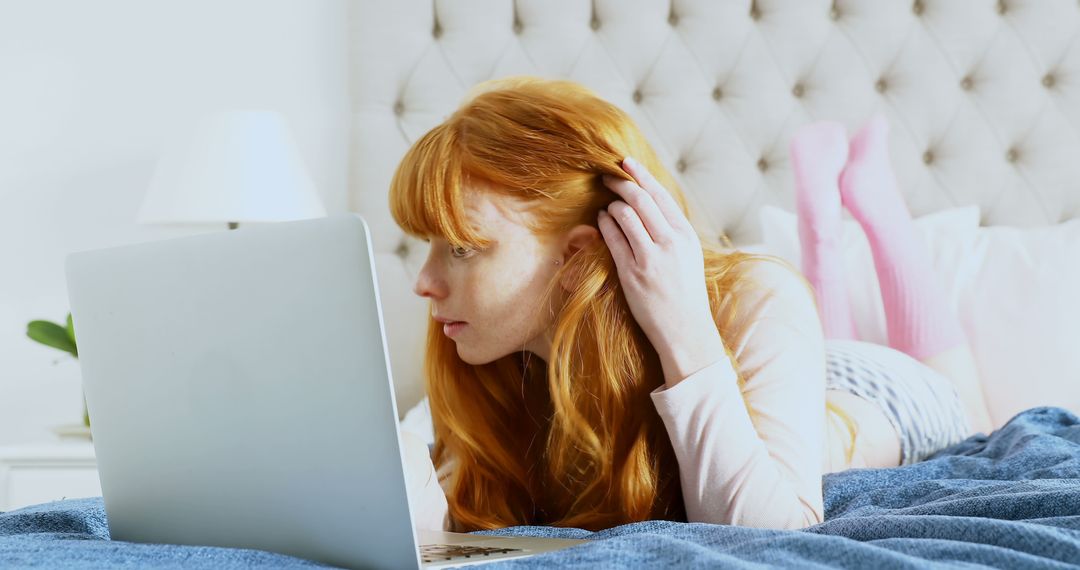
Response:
[66,312,78,357]
[27,320,78,358]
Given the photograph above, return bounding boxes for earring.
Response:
[554,259,561,265]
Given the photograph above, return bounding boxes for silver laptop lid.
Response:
[65,213,423,569]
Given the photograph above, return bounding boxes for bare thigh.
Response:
[918,344,994,436]
[825,390,901,471]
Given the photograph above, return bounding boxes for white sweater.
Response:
[402,257,827,530]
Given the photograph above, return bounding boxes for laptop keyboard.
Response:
[420,543,524,564]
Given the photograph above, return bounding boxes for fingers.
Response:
[604,200,654,261]
[597,210,635,265]
[599,156,695,265]
[602,175,670,245]
[620,157,694,234]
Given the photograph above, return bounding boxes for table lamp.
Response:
[137,110,326,230]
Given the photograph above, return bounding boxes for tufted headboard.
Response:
[349,0,1080,415]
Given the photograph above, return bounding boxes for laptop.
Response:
[64,213,586,569]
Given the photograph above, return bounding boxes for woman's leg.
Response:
[790,121,858,340]
[838,114,994,435]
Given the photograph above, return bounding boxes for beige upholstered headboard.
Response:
[349,0,1080,415]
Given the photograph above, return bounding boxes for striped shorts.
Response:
[824,339,972,466]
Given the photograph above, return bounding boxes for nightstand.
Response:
[0,439,101,511]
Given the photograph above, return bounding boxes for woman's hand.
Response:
[598,156,726,386]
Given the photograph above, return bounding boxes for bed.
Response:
[5,0,1080,567]
[1,406,1078,567]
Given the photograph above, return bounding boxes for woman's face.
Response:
[412,186,596,365]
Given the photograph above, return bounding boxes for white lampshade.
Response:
[138,110,326,226]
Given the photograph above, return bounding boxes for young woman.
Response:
[389,76,994,533]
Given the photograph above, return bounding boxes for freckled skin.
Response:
[413,187,598,366]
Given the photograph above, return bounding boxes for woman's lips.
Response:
[442,321,467,337]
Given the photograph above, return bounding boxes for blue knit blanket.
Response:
[2,406,1078,568]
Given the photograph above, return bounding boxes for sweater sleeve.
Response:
[649,257,827,529]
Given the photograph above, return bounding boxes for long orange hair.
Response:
[388,76,856,531]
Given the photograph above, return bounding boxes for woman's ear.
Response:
[558,224,601,292]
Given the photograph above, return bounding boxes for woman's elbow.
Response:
[747,510,821,530]
[697,506,822,530]
[789,504,824,529]
[752,504,823,530]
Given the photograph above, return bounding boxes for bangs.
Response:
[388,123,495,250]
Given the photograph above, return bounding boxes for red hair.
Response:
[388,76,856,531]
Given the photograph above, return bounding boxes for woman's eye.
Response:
[450,245,472,258]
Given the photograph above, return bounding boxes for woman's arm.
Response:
[649,257,827,529]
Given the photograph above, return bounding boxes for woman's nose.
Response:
[413,268,445,299]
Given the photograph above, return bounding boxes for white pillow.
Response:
[756,204,981,347]
[948,221,1080,428]
[755,205,1080,429]
[400,393,435,446]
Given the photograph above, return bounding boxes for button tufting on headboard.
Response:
[351,0,1080,417]
[353,0,1080,254]
[394,238,410,259]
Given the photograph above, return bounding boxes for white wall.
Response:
[0,0,350,445]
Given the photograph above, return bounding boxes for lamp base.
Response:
[53,423,92,441]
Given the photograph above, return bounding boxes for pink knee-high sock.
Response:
[790,120,857,340]
[838,114,966,360]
